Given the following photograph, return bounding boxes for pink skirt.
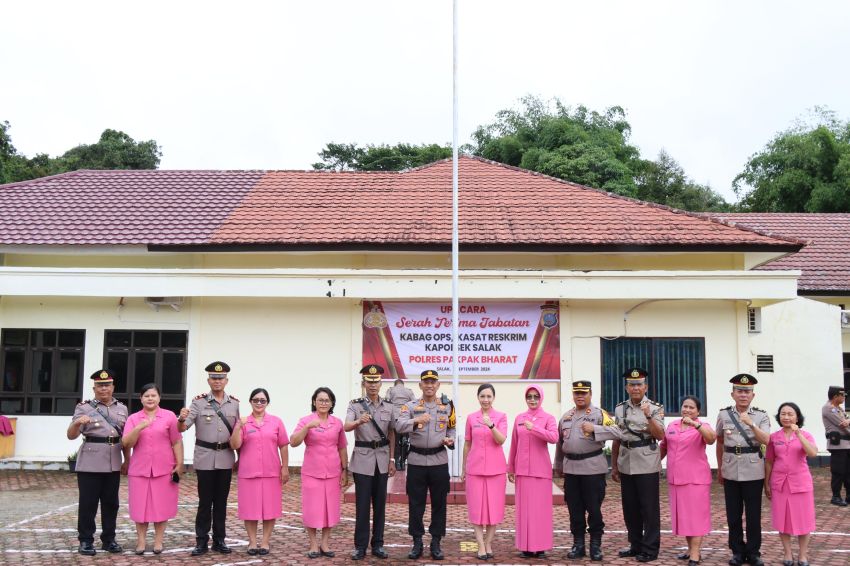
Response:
[466,473,506,526]
[301,474,341,528]
[514,475,553,552]
[128,474,177,523]
[238,476,282,520]
[771,487,815,535]
[669,483,711,536]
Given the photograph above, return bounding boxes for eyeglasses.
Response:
[315,399,332,404]
[250,399,268,405]
[525,394,540,400]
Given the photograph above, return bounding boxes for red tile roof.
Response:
[709,213,850,293]
[0,156,800,252]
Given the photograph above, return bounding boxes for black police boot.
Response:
[78,541,96,556]
[567,537,586,559]
[747,555,764,566]
[430,536,444,560]
[372,546,388,559]
[831,496,848,506]
[101,540,123,553]
[589,535,603,561]
[191,539,209,556]
[351,548,367,560]
[408,537,423,559]
[619,546,639,558]
[212,539,232,553]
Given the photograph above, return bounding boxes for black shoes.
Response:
[78,541,96,556]
[191,541,209,556]
[589,541,603,561]
[212,539,232,554]
[372,546,388,559]
[351,548,366,560]
[831,496,848,506]
[619,547,640,558]
[430,537,444,560]
[567,543,586,559]
[728,554,744,566]
[746,556,764,566]
[408,537,423,559]
[101,540,122,553]
[677,552,691,560]
[636,553,658,562]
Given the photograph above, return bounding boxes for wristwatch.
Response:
[487,423,495,430]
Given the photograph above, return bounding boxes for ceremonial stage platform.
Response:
[344,470,564,504]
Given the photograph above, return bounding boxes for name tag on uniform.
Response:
[247,429,258,434]
[774,440,785,446]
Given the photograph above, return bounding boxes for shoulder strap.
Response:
[209,399,234,435]
[726,407,758,451]
[89,400,123,436]
[358,399,387,442]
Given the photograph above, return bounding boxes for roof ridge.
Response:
[0,169,89,189]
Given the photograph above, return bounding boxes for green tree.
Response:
[733,108,850,212]
[636,150,731,212]
[313,142,452,171]
[0,122,161,184]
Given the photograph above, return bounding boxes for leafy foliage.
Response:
[313,142,452,171]
[636,150,732,212]
[0,122,161,184]
[733,108,850,212]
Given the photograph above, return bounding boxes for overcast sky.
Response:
[3,0,849,201]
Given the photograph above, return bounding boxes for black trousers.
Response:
[77,471,120,544]
[620,472,660,558]
[828,449,850,498]
[406,463,449,539]
[564,473,606,538]
[723,478,763,557]
[353,465,389,550]
[195,468,232,542]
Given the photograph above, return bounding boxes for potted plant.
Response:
[67,450,78,473]
[603,445,612,469]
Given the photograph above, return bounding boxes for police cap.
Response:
[90,369,115,384]
[572,380,592,392]
[420,369,439,381]
[623,367,648,383]
[360,364,385,382]
[730,373,757,389]
[205,361,230,378]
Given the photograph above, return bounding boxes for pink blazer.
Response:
[124,408,181,478]
[238,414,289,479]
[507,409,558,477]
[661,419,712,485]
[464,409,508,476]
[294,413,347,479]
[766,429,815,493]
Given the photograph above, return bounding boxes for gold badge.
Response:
[631,370,640,378]
[100,371,109,379]
[215,364,223,372]
[369,366,377,375]
[740,376,749,384]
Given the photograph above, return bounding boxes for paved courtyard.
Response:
[0,467,848,565]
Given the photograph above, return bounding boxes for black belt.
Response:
[195,439,230,451]
[725,445,761,455]
[621,438,653,449]
[410,445,445,456]
[355,439,390,449]
[566,449,603,461]
[83,436,120,446]
[827,433,850,441]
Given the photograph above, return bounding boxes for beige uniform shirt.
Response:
[822,401,850,450]
[554,404,610,475]
[347,397,395,476]
[395,398,456,466]
[385,385,415,417]
[716,405,770,481]
[598,396,664,475]
[72,399,128,473]
[184,392,240,470]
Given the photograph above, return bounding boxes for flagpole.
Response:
[450,0,460,477]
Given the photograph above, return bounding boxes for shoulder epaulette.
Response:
[721,405,732,411]
[79,399,91,406]
[230,395,239,402]
[650,400,663,407]
[752,406,766,413]
[350,397,364,404]
[616,400,627,407]
[193,393,207,400]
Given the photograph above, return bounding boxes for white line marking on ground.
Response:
[3,503,79,528]
[210,560,263,566]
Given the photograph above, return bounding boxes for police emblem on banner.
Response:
[363,306,388,329]
[540,303,558,329]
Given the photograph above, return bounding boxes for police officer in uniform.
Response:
[178,361,240,556]
[345,364,396,560]
[553,380,615,561]
[395,369,456,560]
[823,386,850,506]
[67,369,130,556]
[715,374,770,566]
[605,368,664,562]
[385,377,415,470]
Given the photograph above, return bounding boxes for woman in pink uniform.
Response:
[230,387,289,556]
[507,384,559,559]
[461,383,508,560]
[660,395,716,566]
[122,383,184,555]
[290,386,349,559]
[765,402,817,566]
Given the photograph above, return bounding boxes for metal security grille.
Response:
[601,337,706,416]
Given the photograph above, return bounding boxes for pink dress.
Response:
[660,419,713,536]
[766,429,816,535]
[465,409,508,525]
[124,408,181,523]
[507,385,559,552]
[237,414,289,521]
[295,413,347,528]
